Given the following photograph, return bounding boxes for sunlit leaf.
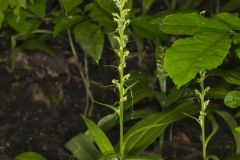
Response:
[160,12,230,35]
[215,12,240,30]
[164,32,231,88]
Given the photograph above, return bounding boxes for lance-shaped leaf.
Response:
[164,32,231,88]
[61,0,83,15]
[81,115,115,155]
[160,12,230,35]
[122,101,199,155]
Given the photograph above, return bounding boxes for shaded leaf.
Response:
[53,15,84,36]
[15,152,47,160]
[81,115,115,155]
[224,91,240,108]
[164,32,231,88]
[28,0,46,19]
[61,0,83,15]
[123,101,199,155]
[221,0,240,12]
[65,133,101,160]
[160,12,230,35]
[213,68,240,85]
[215,110,240,154]
[74,21,104,64]
[180,0,203,10]
[142,0,155,14]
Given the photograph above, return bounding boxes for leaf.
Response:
[142,0,155,14]
[225,154,240,160]
[65,133,101,160]
[164,32,231,88]
[74,21,104,64]
[131,16,165,40]
[180,0,203,10]
[9,0,27,21]
[22,39,55,56]
[123,101,199,155]
[214,110,240,154]
[81,115,115,155]
[214,13,240,30]
[160,12,230,35]
[213,68,240,85]
[224,91,240,109]
[236,48,240,59]
[61,0,83,15]
[7,11,41,34]
[53,15,84,36]
[221,0,240,12]
[85,3,115,32]
[15,152,47,160]
[236,127,240,133]
[28,0,46,19]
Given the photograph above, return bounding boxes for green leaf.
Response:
[65,133,101,160]
[81,115,115,155]
[15,152,47,160]
[61,0,83,15]
[208,86,229,99]
[226,154,240,160]
[7,11,41,34]
[215,110,240,154]
[236,48,240,59]
[142,0,155,14]
[164,32,231,88]
[85,3,115,32]
[160,12,230,35]
[9,0,27,21]
[123,101,199,155]
[213,68,240,85]
[235,127,240,133]
[180,0,203,10]
[22,39,55,56]
[221,0,240,12]
[224,91,240,109]
[53,15,84,36]
[214,13,240,30]
[131,16,165,40]
[74,21,104,64]
[28,0,46,19]
[232,33,240,44]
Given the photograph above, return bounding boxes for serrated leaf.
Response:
[160,12,230,35]
[224,91,240,109]
[74,21,104,64]
[123,101,199,155]
[15,152,47,160]
[53,15,83,36]
[164,32,231,88]
[215,13,240,30]
[28,0,46,19]
[65,133,101,160]
[81,115,115,155]
[61,0,83,15]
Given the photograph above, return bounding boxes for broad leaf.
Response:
[53,15,84,36]
[81,115,115,155]
[164,32,231,88]
[224,91,240,108]
[215,13,240,30]
[65,133,101,160]
[215,110,240,154]
[28,0,46,19]
[9,0,27,21]
[74,21,104,64]
[123,101,199,155]
[160,12,230,35]
[61,0,83,15]
[15,152,47,160]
